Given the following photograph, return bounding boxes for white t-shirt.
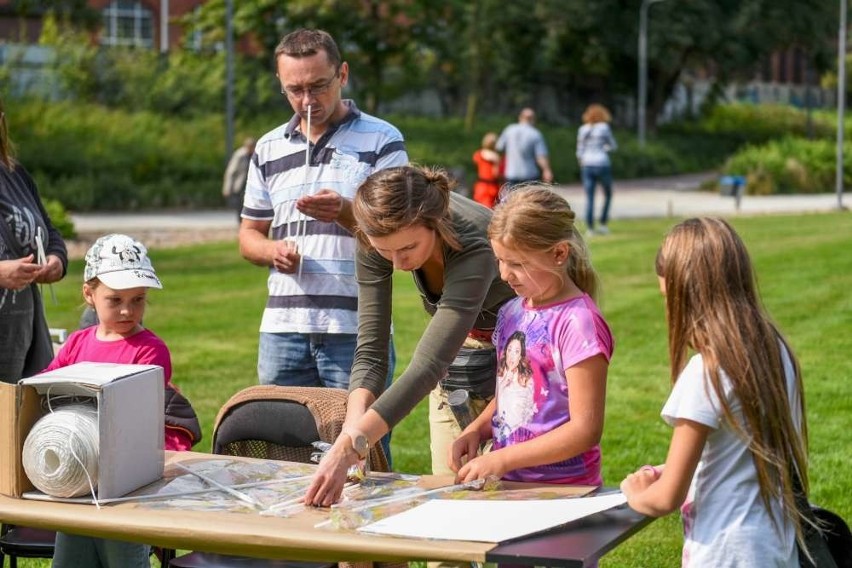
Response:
[662,349,801,567]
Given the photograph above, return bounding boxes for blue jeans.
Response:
[52,533,150,568]
[581,165,613,229]
[257,332,395,465]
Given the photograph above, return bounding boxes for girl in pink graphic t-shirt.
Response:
[50,234,199,568]
[449,186,612,486]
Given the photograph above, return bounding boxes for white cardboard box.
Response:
[1,362,164,500]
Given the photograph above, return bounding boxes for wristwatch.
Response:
[347,431,369,460]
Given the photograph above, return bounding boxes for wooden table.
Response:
[0,452,652,567]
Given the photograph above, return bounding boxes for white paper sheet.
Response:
[357,493,628,543]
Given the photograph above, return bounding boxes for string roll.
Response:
[22,404,100,498]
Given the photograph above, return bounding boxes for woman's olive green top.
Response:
[350,192,515,428]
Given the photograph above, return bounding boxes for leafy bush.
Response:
[42,198,76,240]
[723,137,850,194]
[667,103,837,144]
[6,98,848,212]
[11,99,229,211]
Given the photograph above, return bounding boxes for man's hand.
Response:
[296,189,343,223]
[272,240,301,273]
[0,255,41,290]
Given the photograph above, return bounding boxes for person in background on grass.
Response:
[496,108,553,197]
[472,131,502,208]
[0,95,67,383]
[238,30,406,465]
[576,104,617,236]
[450,187,612,486]
[620,218,810,567]
[51,233,200,568]
[304,164,516,507]
[222,136,257,223]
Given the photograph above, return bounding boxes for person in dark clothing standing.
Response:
[0,95,68,382]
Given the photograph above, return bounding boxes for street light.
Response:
[225,0,235,165]
[160,0,169,54]
[638,0,667,147]
[837,0,847,209]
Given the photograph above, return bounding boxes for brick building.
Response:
[0,0,206,51]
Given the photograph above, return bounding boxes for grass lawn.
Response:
[23,211,851,567]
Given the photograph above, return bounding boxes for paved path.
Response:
[70,173,847,236]
[553,172,845,220]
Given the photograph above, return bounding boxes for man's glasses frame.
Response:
[280,69,340,100]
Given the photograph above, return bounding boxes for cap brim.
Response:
[97,269,162,290]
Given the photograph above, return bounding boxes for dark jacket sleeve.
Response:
[164,384,203,447]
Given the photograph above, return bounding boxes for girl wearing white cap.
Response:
[49,233,198,568]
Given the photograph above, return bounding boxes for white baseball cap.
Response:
[84,234,162,290]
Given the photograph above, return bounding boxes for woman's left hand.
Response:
[303,435,358,507]
[34,254,64,284]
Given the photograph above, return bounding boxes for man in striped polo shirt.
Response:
[239,29,408,405]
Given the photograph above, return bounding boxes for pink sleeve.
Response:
[165,428,194,452]
[557,303,614,371]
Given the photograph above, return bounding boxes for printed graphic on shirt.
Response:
[492,311,573,473]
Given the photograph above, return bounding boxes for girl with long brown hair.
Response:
[621,217,809,566]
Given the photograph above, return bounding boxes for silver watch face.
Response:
[353,434,369,459]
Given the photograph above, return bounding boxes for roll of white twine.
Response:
[22,404,100,499]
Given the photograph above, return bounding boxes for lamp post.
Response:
[160,0,169,53]
[837,0,847,209]
[225,0,235,165]
[638,0,667,147]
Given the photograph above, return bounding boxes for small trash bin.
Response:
[719,175,746,211]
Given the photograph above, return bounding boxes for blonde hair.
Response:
[481,132,497,150]
[582,104,611,124]
[488,185,599,301]
[656,217,809,547]
[353,165,461,251]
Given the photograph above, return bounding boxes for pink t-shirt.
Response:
[46,326,192,451]
[492,293,613,485]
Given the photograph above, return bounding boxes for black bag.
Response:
[795,467,852,568]
[440,346,497,400]
[799,504,852,568]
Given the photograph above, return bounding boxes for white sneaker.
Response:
[596,225,611,235]
[585,229,595,240]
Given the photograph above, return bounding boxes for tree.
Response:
[188,0,430,114]
[536,0,837,131]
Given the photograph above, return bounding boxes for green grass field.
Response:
[20,211,852,567]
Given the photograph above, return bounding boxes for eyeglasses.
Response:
[280,71,339,100]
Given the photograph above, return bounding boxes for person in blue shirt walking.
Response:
[496,108,553,197]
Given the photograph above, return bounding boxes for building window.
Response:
[101,0,154,48]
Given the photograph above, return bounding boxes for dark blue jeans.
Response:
[581,165,613,229]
